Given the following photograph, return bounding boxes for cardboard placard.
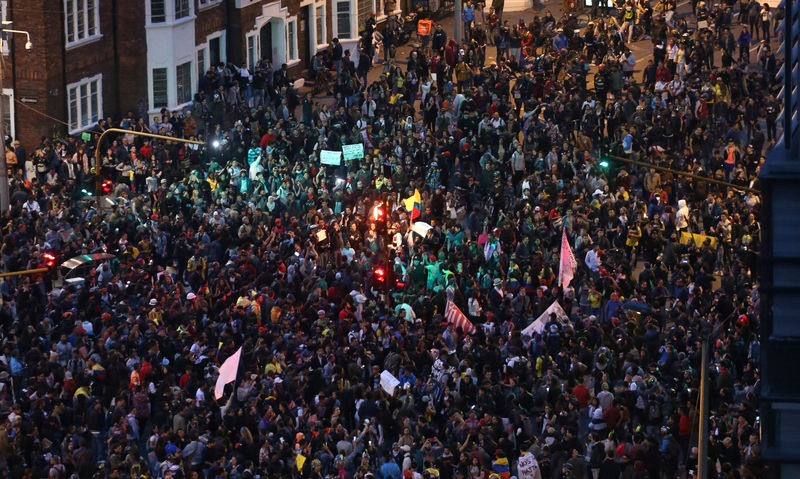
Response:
[380,370,401,396]
[320,150,342,166]
[342,143,365,160]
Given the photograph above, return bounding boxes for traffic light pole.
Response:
[93,128,205,192]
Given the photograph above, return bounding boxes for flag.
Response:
[214,346,242,400]
[411,221,433,238]
[445,299,476,334]
[403,189,422,220]
[521,300,569,336]
[557,227,577,289]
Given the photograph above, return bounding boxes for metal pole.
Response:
[0,39,8,212]
[94,128,206,192]
[608,154,761,195]
[697,339,709,479]
[455,0,462,42]
[0,267,48,279]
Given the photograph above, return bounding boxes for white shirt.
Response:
[585,249,600,271]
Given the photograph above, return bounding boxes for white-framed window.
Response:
[198,0,222,8]
[286,19,298,61]
[176,61,192,104]
[246,33,258,69]
[152,68,168,109]
[335,0,352,39]
[1,89,16,140]
[64,0,100,47]
[150,0,166,22]
[175,0,190,19]
[67,74,102,133]
[372,0,384,16]
[315,5,326,46]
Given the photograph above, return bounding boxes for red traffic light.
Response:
[372,203,385,222]
[43,253,56,267]
[374,267,386,282]
[101,180,113,193]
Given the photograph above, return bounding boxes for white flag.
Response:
[411,221,433,238]
[214,347,242,400]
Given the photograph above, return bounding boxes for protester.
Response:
[0,1,770,478]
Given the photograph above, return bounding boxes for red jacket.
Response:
[656,65,672,83]
[445,40,457,66]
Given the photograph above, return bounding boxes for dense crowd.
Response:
[0,0,771,478]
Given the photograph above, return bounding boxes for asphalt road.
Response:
[302,0,781,98]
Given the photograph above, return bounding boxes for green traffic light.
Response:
[599,160,610,168]
[81,189,93,196]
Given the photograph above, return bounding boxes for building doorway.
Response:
[260,23,273,65]
[300,5,312,67]
[209,37,221,66]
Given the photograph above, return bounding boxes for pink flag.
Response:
[445,299,476,334]
[558,228,577,289]
[214,347,242,400]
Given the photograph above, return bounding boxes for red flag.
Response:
[445,299,476,334]
[557,227,577,289]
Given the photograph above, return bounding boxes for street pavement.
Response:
[301,0,780,99]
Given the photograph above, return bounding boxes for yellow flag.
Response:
[296,453,306,471]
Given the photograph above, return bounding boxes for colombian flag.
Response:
[91,363,107,381]
[403,189,422,220]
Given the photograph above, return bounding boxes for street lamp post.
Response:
[0,22,32,211]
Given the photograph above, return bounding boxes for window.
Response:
[64,0,100,46]
[152,68,168,109]
[1,90,14,140]
[336,1,351,39]
[316,5,325,46]
[176,62,192,104]
[67,75,102,133]
[198,0,222,7]
[197,49,205,79]
[175,0,190,19]
[151,0,166,22]
[247,35,257,69]
[287,20,297,61]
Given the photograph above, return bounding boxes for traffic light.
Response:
[101,180,113,194]
[372,203,385,223]
[43,253,56,267]
[81,188,93,197]
[373,266,386,284]
[599,159,610,169]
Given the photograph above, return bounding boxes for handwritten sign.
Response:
[517,452,541,479]
[380,370,401,396]
[342,143,365,160]
[320,150,342,166]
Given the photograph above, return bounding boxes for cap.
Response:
[186,292,197,300]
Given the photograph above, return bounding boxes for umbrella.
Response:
[622,301,652,314]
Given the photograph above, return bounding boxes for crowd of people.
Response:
[0,0,772,477]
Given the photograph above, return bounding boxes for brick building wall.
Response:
[116,0,149,118]
[9,0,117,149]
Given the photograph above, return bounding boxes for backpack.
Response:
[647,396,662,422]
